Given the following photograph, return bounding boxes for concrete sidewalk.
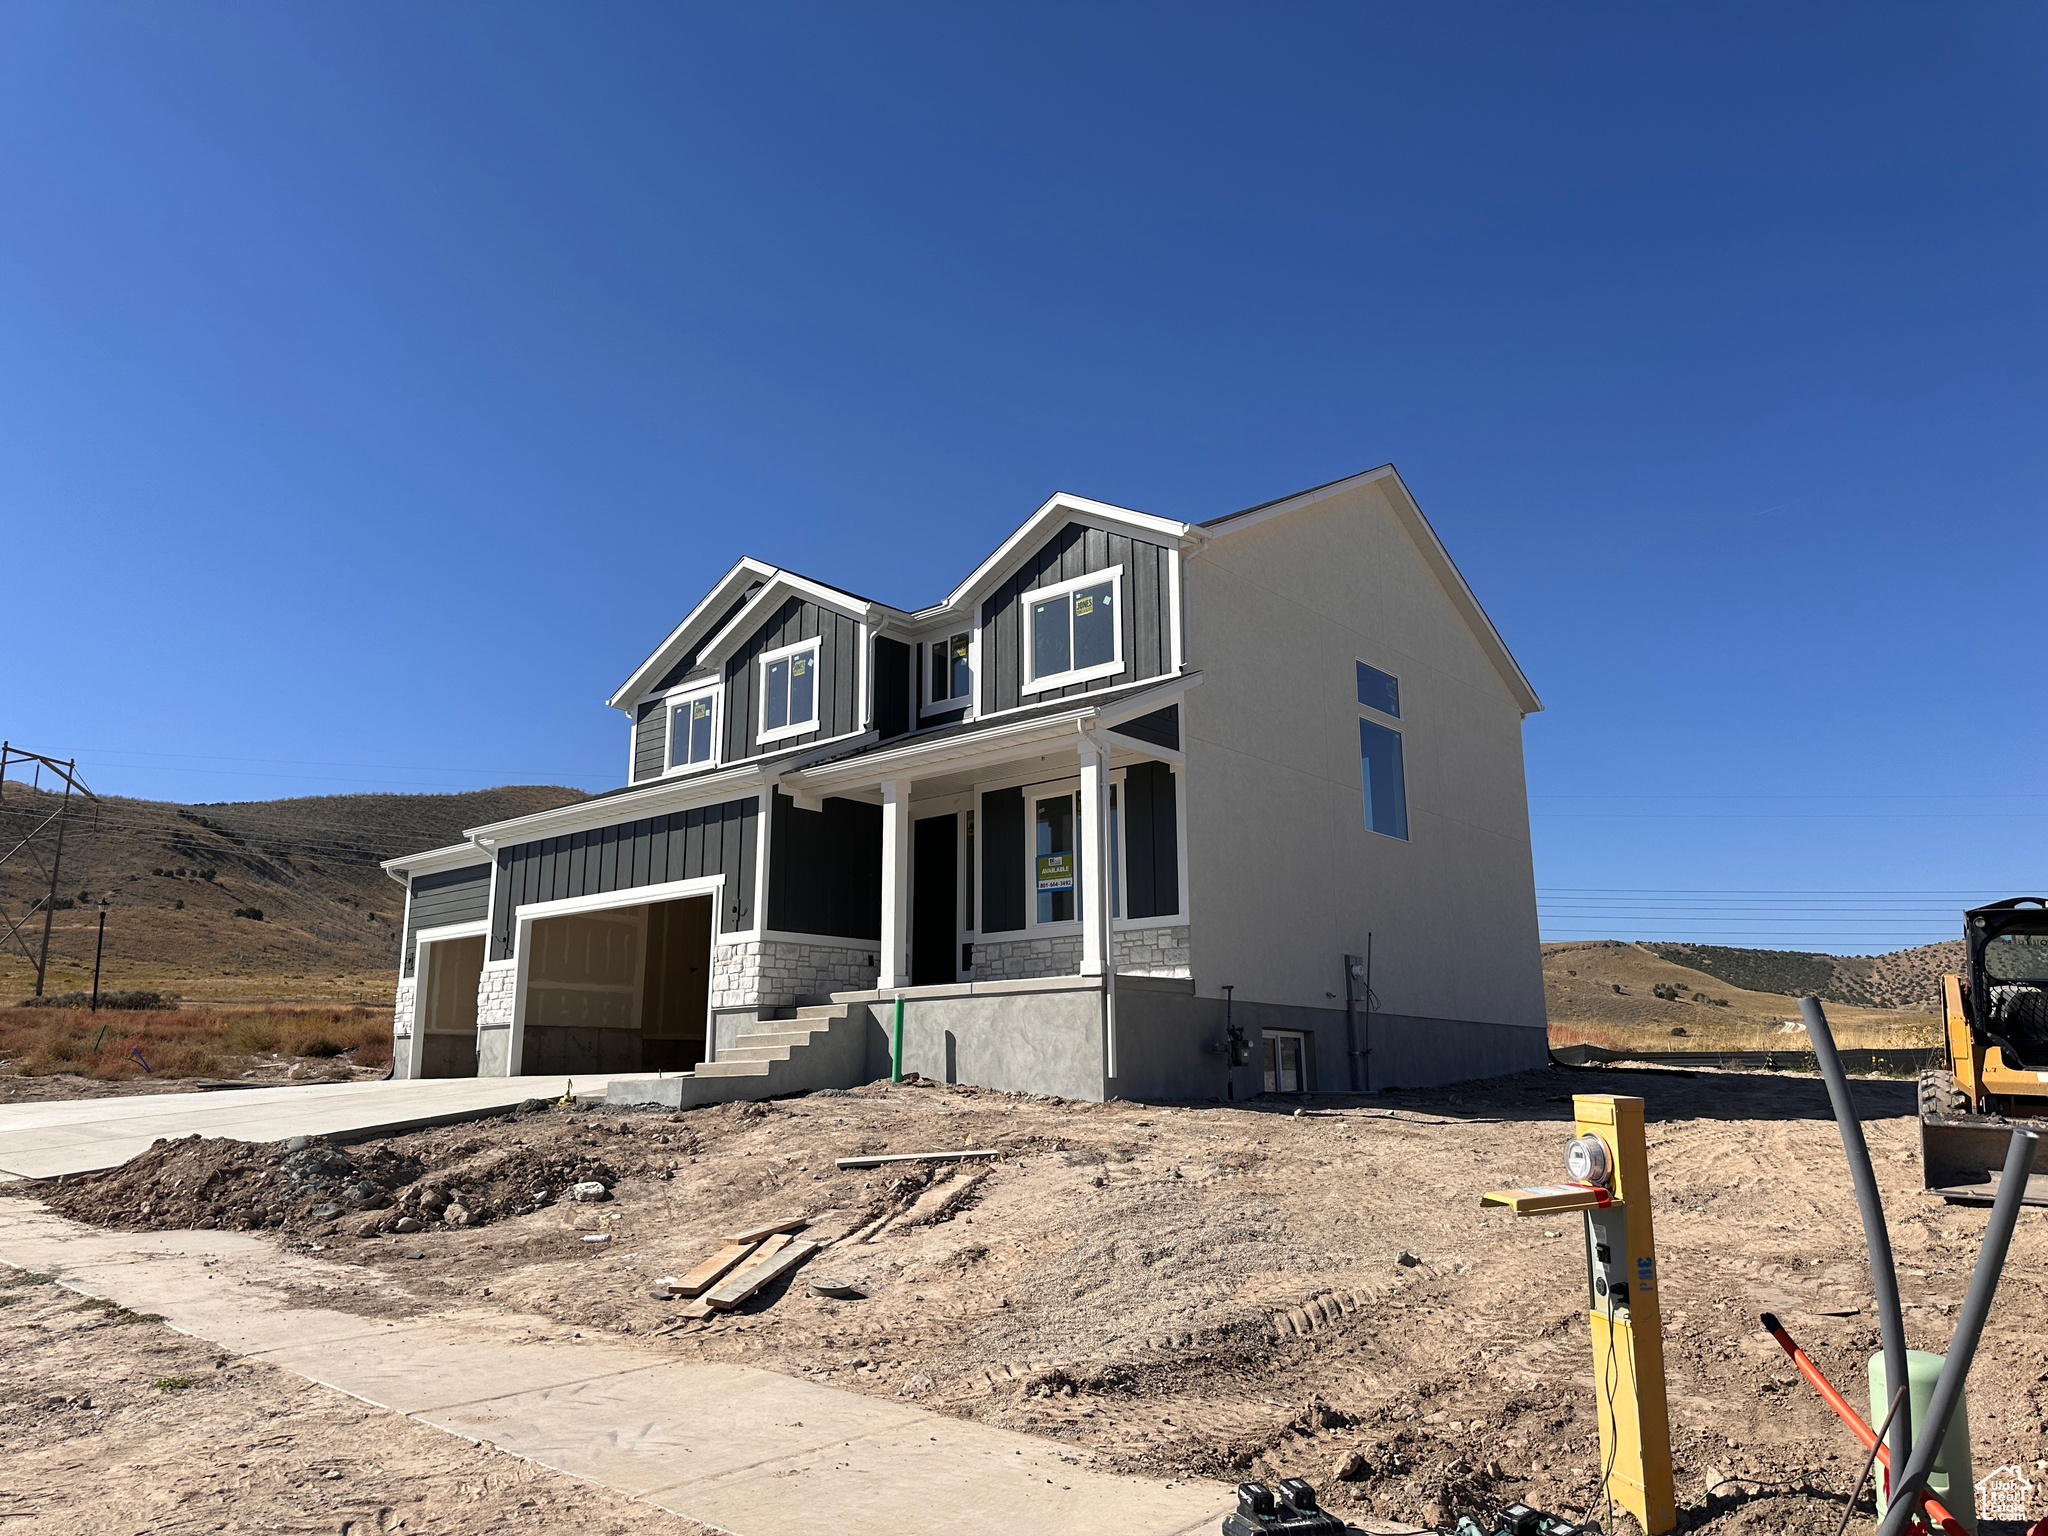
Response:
[0,1073,644,1180]
[0,1204,1231,1536]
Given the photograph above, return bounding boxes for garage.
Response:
[518,894,711,1075]
[416,934,485,1077]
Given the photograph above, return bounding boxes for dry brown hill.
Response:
[1543,940,1941,1052]
[1642,939,1964,1012]
[0,784,586,1003]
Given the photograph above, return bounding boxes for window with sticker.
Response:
[667,689,718,769]
[758,639,820,742]
[1024,566,1123,692]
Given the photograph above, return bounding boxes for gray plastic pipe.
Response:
[1801,996,1915,1487]
[1875,1126,2039,1536]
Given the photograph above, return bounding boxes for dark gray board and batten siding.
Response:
[766,792,882,942]
[487,797,759,962]
[633,699,667,782]
[723,596,862,763]
[980,523,1173,715]
[403,863,493,977]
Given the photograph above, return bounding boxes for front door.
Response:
[912,814,958,986]
[1263,1030,1308,1094]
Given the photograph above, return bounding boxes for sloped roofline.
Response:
[903,491,1199,625]
[1200,464,1542,715]
[607,559,899,712]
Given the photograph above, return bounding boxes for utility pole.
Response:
[90,896,110,1011]
[0,744,98,998]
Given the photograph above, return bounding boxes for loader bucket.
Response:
[1921,1115,2048,1206]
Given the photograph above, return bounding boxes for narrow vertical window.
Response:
[1108,783,1121,919]
[926,631,973,708]
[963,808,975,931]
[669,691,718,769]
[1360,718,1409,840]
[1034,792,1079,924]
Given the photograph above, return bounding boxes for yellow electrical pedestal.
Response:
[1482,1094,1676,1535]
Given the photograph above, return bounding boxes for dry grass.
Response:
[0,1005,392,1080]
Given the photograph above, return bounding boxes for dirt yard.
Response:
[15,1065,2048,1534]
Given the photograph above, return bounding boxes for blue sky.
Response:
[3,4,2042,953]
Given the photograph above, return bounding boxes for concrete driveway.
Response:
[0,1073,652,1180]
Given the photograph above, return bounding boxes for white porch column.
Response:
[1078,734,1109,978]
[880,777,913,990]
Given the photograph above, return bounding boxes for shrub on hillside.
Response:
[232,907,264,921]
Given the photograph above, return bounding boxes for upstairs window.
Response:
[667,689,718,770]
[928,632,972,709]
[1357,661,1400,718]
[1360,718,1409,840]
[758,639,820,743]
[1024,566,1123,692]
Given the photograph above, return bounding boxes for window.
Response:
[1360,718,1408,840]
[1024,566,1123,692]
[927,632,971,708]
[1034,791,1080,925]
[667,690,718,770]
[757,639,820,743]
[1357,662,1400,718]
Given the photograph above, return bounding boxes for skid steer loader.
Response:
[1919,897,2048,1206]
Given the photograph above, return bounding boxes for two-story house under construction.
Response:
[382,466,1547,1105]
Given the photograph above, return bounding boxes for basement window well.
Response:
[758,639,820,743]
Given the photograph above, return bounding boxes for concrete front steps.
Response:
[604,1003,868,1110]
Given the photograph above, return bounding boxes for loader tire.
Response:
[1918,1068,1968,1121]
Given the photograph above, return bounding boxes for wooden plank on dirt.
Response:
[834,1149,998,1170]
[675,1240,758,1298]
[704,1236,818,1311]
[725,1215,808,1244]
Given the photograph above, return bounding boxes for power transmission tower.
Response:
[0,743,99,997]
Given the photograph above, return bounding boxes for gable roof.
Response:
[1202,464,1542,716]
[903,491,1200,626]
[610,466,1537,717]
[607,559,894,712]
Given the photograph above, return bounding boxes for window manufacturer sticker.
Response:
[1073,595,1094,617]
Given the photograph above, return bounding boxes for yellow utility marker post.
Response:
[1482,1094,1676,1535]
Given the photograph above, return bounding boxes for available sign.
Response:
[1036,852,1074,892]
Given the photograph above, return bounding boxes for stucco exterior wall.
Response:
[1180,479,1546,1043]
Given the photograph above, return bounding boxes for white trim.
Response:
[409,920,490,1079]
[506,876,724,1076]
[857,622,872,732]
[512,873,727,937]
[1167,546,1185,672]
[756,637,824,745]
[1020,565,1126,695]
[921,494,1196,622]
[751,929,881,951]
[662,683,723,774]
[697,574,877,673]
[414,917,489,947]
[608,556,777,710]
[382,843,492,881]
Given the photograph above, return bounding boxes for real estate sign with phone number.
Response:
[1036,852,1074,891]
